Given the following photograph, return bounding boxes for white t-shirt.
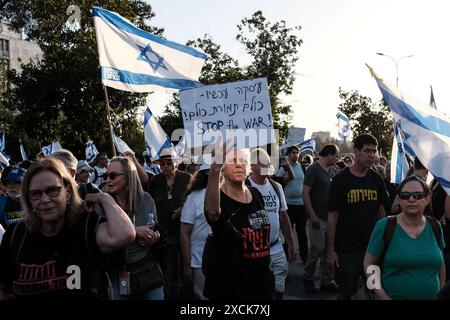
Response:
[248,177,288,254]
[180,189,212,268]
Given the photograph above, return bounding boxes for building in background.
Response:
[0,20,42,91]
[311,131,330,142]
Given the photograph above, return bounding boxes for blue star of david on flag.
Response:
[137,44,168,73]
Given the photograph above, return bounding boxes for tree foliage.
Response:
[159,11,302,140]
[338,88,393,156]
[0,0,163,159]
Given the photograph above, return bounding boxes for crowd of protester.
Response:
[0,132,449,300]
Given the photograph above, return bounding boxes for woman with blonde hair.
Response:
[104,156,164,300]
[0,158,135,299]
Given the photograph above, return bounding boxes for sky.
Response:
[145,0,450,140]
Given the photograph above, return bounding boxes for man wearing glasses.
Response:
[326,133,388,300]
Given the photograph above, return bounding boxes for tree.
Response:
[338,88,393,156]
[0,0,163,159]
[159,11,302,140]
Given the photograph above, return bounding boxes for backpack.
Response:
[245,177,282,204]
[9,217,113,299]
[378,215,441,268]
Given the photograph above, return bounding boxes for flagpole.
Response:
[102,84,116,157]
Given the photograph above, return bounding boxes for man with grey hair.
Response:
[51,149,100,199]
[247,148,296,300]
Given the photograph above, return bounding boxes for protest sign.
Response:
[180,78,276,148]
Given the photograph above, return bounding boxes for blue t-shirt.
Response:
[367,217,445,300]
[277,163,304,206]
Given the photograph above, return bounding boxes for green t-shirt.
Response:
[367,217,445,300]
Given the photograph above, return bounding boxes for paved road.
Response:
[284,257,338,300]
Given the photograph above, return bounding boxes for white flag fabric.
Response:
[86,140,99,163]
[390,122,410,184]
[368,64,450,193]
[337,111,351,141]
[93,6,206,93]
[0,151,10,169]
[143,106,174,160]
[42,140,63,157]
[113,133,133,154]
[0,132,5,152]
[174,136,186,158]
[19,139,28,161]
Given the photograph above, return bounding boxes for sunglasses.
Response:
[106,172,126,180]
[398,191,428,201]
[29,186,64,201]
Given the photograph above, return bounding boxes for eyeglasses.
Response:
[398,191,428,201]
[106,172,126,180]
[29,186,64,201]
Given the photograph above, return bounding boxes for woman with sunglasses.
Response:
[363,175,445,300]
[0,158,135,300]
[104,157,164,300]
[204,146,274,300]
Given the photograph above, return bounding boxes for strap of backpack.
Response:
[10,221,27,265]
[378,215,397,267]
[425,215,442,245]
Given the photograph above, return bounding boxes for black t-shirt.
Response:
[0,211,107,299]
[146,171,192,235]
[328,168,388,254]
[204,187,274,300]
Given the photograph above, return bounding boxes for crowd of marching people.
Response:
[0,132,449,300]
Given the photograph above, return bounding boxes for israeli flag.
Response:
[390,122,410,184]
[19,139,28,161]
[368,64,450,193]
[41,140,63,157]
[337,111,351,141]
[0,132,5,152]
[143,106,174,160]
[0,151,10,169]
[86,140,99,163]
[113,132,134,154]
[174,135,186,158]
[93,6,206,93]
[298,138,316,154]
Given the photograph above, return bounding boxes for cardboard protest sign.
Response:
[180,78,276,148]
[286,127,306,145]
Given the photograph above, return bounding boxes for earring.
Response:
[67,199,71,206]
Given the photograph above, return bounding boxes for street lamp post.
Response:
[376,52,414,87]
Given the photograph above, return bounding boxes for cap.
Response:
[154,148,179,163]
[3,167,26,183]
[76,160,94,174]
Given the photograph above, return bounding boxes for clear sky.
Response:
[146,0,450,140]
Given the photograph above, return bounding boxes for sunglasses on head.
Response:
[106,172,126,180]
[398,191,428,201]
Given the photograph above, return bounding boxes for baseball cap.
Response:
[3,167,26,183]
[76,160,94,174]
